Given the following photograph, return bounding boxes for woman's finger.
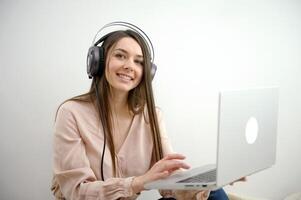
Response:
[162,153,186,161]
[230,176,247,185]
[158,160,190,172]
[240,177,247,182]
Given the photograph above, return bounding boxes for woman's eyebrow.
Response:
[114,48,127,53]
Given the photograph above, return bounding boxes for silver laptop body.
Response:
[144,87,279,190]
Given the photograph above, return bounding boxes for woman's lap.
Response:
[158,188,229,200]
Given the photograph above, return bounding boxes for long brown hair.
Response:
[57,30,163,176]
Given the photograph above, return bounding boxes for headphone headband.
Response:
[91,21,155,62]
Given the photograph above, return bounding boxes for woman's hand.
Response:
[131,153,190,194]
[229,176,247,186]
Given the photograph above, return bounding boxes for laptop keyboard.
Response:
[177,169,217,183]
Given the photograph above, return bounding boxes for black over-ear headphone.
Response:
[87,21,157,80]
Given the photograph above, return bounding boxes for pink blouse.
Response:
[52,100,173,200]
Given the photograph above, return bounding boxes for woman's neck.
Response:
[109,90,131,117]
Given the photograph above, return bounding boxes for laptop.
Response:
[145,87,279,190]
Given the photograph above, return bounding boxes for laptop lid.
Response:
[216,87,279,187]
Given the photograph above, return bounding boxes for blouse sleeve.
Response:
[52,104,138,200]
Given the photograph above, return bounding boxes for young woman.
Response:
[51,25,230,200]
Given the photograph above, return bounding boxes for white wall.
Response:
[0,0,300,199]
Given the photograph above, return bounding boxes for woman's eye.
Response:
[115,53,125,59]
[135,60,143,66]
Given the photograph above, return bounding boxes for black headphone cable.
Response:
[94,80,106,181]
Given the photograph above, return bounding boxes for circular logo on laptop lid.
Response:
[245,117,259,144]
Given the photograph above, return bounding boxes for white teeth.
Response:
[118,74,132,81]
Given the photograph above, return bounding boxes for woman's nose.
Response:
[123,58,134,70]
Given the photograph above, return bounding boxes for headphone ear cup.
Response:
[87,46,105,78]
[150,62,157,80]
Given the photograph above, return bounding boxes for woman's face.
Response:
[105,37,144,94]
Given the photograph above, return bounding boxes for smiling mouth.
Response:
[117,73,134,81]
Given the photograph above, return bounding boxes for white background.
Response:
[0,0,300,199]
